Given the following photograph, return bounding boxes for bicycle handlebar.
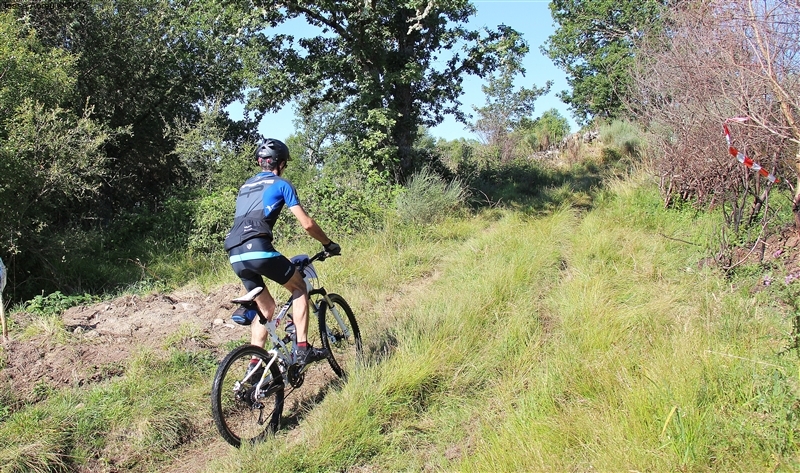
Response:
[297,250,338,269]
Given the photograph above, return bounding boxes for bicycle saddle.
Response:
[232,287,263,304]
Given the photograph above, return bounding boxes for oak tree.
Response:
[248,0,528,180]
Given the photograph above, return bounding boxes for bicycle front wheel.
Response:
[317,293,362,378]
[211,344,284,447]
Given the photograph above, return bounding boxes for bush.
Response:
[599,120,644,158]
[188,189,236,254]
[395,167,469,224]
[300,172,395,237]
[435,138,478,173]
[522,108,571,152]
[25,291,98,317]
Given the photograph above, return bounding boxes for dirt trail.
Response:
[1,267,442,472]
[2,282,244,400]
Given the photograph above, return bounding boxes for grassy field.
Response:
[2,170,799,472]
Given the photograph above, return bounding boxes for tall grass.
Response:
[599,119,645,158]
[3,169,798,472]
[0,348,215,472]
[207,172,798,472]
[395,167,469,224]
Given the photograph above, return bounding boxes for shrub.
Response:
[522,108,571,152]
[395,167,469,224]
[188,189,236,254]
[300,172,395,237]
[25,291,98,317]
[599,120,644,158]
[435,138,477,173]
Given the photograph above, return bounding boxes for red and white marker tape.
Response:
[723,117,779,183]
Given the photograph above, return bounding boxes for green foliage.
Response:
[305,174,395,236]
[25,291,98,317]
[435,137,479,173]
[169,100,255,193]
[395,167,469,225]
[599,119,645,158]
[12,0,265,209]
[288,99,348,167]
[544,0,668,123]
[0,12,115,302]
[188,189,236,255]
[247,1,529,178]
[0,11,75,120]
[470,43,552,162]
[521,108,572,151]
[269,166,397,242]
[109,197,196,257]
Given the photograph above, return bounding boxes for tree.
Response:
[633,1,800,232]
[290,99,348,168]
[8,0,267,211]
[247,0,528,180]
[522,108,571,152]
[543,0,669,124]
[470,43,551,162]
[0,11,112,300]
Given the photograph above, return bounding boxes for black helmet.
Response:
[255,138,290,167]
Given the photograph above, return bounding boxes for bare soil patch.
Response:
[1,281,346,471]
[2,283,246,400]
[0,265,443,471]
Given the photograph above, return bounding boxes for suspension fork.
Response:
[309,288,350,341]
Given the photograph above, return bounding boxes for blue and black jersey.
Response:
[224,172,300,251]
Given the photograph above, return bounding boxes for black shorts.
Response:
[228,237,296,290]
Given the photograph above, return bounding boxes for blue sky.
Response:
[229,1,574,142]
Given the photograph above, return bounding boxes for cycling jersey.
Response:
[224,172,300,251]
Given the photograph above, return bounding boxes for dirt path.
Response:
[1,266,442,472]
[158,270,443,472]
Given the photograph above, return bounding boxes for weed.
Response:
[21,315,70,344]
[162,323,210,349]
[25,291,98,317]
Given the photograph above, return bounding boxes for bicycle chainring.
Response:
[287,364,305,388]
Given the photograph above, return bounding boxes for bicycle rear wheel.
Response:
[211,344,284,447]
[317,293,362,378]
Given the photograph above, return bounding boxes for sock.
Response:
[297,341,309,350]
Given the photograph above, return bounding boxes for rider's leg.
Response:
[282,269,327,366]
[251,288,277,348]
[281,269,309,342]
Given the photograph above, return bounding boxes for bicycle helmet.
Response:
[255,138,290,167]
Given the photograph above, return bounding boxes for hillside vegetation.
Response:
[1,162,799,471]
[3,1,800,470]
[217,175,797,472]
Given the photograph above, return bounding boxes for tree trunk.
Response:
[392,80,417,180]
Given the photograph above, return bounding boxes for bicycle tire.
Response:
[316,293,362,378]
[211,344,284,447]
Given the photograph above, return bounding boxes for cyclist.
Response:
[224,138,341,371]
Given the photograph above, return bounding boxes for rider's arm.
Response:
[288,204,332,245]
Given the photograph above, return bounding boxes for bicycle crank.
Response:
[287,364,305,388]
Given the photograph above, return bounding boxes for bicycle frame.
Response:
[236,251,352,391]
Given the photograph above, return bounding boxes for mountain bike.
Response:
[210,251,362,447]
